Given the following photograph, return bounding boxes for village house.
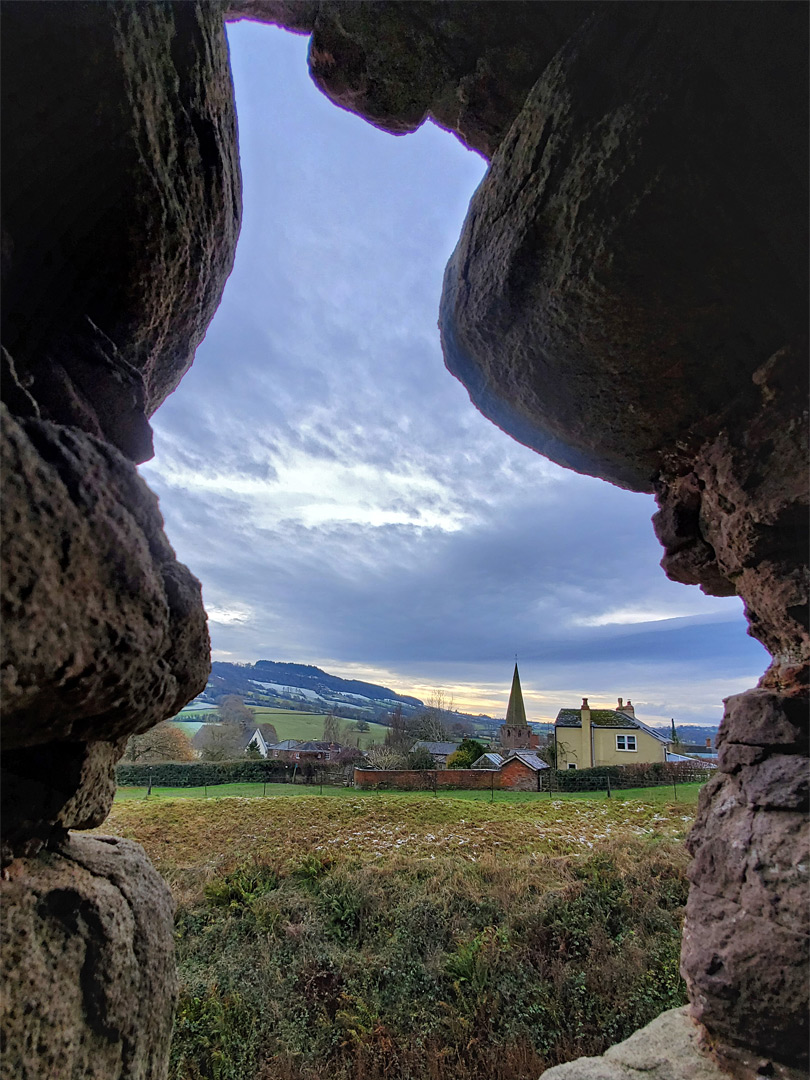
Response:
[265,739,344,762]
[676,737,718,762]
[554,698,669,768]
[243,724,283,757]
[410,740,459,769]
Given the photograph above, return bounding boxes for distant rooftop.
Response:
[556,708,669,744]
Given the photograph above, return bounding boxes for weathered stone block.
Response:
[1,1,241,461]
[0,834,177,1080]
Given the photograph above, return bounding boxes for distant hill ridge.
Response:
[207,660,423,710]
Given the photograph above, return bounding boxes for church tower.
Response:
[499,663,539,749]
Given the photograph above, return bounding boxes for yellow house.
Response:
[554,697,669,769]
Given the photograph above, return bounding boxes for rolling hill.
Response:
[203,660,424,717]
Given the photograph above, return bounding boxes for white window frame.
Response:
[567,762,577,770]
[616,734,637,752]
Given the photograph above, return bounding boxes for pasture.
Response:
[100,791,695,1080]
[247,707,391,748]
[114,780,704,806]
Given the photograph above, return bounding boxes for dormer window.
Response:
[616,735,637,751]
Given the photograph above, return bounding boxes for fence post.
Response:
[204,784,208,798]
[606,773,611,798]
[147,766,152,797]
[673,778,678,802]
[319,771,323,796]
[491,770,494,803]
[263,781,266,797]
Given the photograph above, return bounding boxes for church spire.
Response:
[505,663,527,727]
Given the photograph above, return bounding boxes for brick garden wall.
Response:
[354,768,501,790]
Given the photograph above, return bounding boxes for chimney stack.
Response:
[617,697,623,709]
[706,738,712,749]
[623,699,635,715]
[582,697,589,709]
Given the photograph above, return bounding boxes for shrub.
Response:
[549,761,711,792]
[406,746,436,770]
[446,739,487,769]
[115,760,346,788]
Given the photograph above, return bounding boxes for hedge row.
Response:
[115,760,348,788]
[547,760,713,791]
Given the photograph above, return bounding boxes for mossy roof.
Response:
[555,709,669,743]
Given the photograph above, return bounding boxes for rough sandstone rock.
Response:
[1,2,807,1078]
[539,1007,727,1080]
[0,405,209,857]
[0,833,177,1080]
[432,4,808,1073]
[681,689,810,1070]
[439,4,807,492]
[653,343,809,668]
[229,0,595,157]
[1,1,241,463]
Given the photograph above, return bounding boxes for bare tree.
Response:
[385,704,411,752]
[123,722,195,763]
[195,724,244,762]
[365,743,406,770]
[323,711,342,743]
[217,695,254,731]
[409,689,454,742]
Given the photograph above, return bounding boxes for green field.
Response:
[101,791,693,1080]
[247,707,392,748]
[114,781,703,805]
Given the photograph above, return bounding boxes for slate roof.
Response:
[555,708,669,744]
[501,750,549,772]
[472,752,503,768]
[412,741,459,756]
[268,739,301,751]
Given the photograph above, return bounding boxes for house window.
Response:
[567,763,577,770]
[616,735,637,751]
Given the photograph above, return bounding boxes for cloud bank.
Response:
[141,23,767,726]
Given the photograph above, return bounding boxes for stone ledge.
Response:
[538,1008,725,1080]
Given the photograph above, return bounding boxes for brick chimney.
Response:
[706,737,712,749]
[620,699,635,716]
[617,697,623,710]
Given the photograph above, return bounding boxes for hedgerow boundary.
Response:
[116,759,713,795]
[545,760,714,792]
[115,760,348,788]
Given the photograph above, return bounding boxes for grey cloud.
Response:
[141,22,763,726]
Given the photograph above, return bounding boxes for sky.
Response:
[140,22,769,726]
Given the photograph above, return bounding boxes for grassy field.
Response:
[248,708,391,749]
[100,791,694,1080]
[115,781,704,806]
[168,709,391,749]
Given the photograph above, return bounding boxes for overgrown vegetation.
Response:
[102,795,693,1080]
